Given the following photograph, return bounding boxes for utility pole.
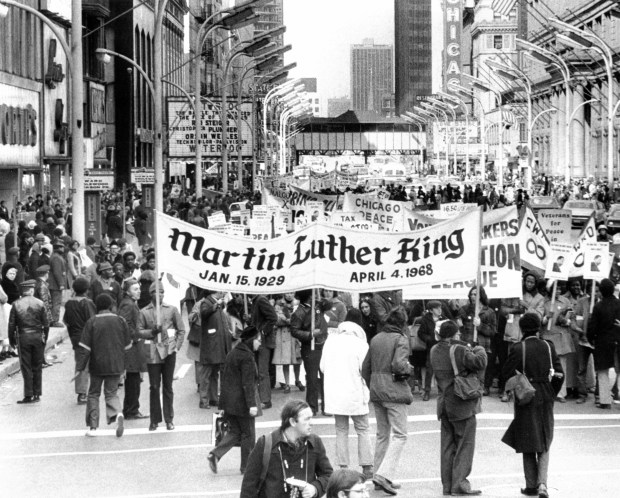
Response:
[71,0,85,244]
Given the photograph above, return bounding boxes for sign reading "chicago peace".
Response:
[156,209,482,294]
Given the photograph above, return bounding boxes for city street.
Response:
[1,338,619,497]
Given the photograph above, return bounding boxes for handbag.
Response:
[505,341,536,406]
[503,314,522,343]
[449,345,483,400]
[408,317,426,352]
[212,412,231,446]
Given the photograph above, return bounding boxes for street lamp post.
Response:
[263,86,305,177]
[463,74,505,189]
[427,98,458,175]
[192,1,265,198]
[517,38,572,184]
[221,26,285,193]
[449,83,488,180]
[550,17,615,185]
[484,59,534,189]
[233,45,291,190]
[438,91,471,174]
[419,103,452,175]
[413,107,446,175]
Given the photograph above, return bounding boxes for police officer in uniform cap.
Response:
[8,279,49,404]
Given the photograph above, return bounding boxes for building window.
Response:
[493,35,503,50]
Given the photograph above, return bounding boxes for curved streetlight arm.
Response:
[529,108,557,134]
[97,48,154,97]
[517,37,570,82]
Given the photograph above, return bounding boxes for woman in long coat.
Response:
[502,313,563,498]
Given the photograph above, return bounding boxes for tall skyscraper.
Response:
[350,39,393,114]
[394,0,433,115]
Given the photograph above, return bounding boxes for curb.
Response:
[0,326,69,384]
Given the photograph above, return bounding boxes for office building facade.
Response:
[394,0,432,115]
[350,38,393,114]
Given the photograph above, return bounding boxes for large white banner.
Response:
[403,206,523,299]
[156,209,482,294]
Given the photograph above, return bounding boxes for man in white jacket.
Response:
[320,308,374,480]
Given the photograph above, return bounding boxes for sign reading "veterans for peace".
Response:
[156,209,482,294]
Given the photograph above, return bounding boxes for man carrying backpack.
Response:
[240,400,333,498]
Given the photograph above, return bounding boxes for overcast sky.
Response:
[282,0,394,98]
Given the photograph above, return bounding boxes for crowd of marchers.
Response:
[1,179,620,498]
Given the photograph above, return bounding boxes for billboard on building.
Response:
[167,97,253,158]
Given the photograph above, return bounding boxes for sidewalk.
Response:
[0,326,68,384]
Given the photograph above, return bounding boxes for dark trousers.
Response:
[50,289,62,323]
[424,354,434,393]
[301,347,323,414]
[440,414,477,495]
[484,347,497,389]
[147,353,176,424]
[123,371,142,417]
[18,334,44,397]
[257,346,273,404]
[86,374,122,428]
[197,363,220,405]
[497,340,511,392]
[576,344,593,398]
[211,414,256,473]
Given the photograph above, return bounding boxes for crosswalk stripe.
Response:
[1,413,619,442]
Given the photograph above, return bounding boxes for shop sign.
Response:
[84,169,115,190]
[0,85,40,166]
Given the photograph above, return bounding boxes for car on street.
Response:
[563,199,606,227]
[529,196,563,214]
[606,204,620,234]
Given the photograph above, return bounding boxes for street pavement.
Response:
[1,337,620,497]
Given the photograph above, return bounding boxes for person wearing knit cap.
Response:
[587,278,620,409]
[501,312,563,498]
[138,281,185,431]
[429,320,487,496]
[63,277,96,405]
[207,325,261,474]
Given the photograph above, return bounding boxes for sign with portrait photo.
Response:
[544,242,573,281]
[583,242,611,281]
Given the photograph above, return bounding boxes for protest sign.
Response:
[537,209,571,244]
[156,209,482,294]
[425,203,478,219]
[519,206,550,272]
[568,214,597,278]
[545,242,573,281]
[208,212,227,228]
[330,211,360,226]
[583,242,611,280]
[343,192,406,231]
[403,208,441,231]
[404,206,522,299]
[262,186,342,214]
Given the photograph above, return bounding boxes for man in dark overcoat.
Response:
[587,278,620,408]
[207,326,261,475]
[197,290,232,408]
[502,313,564,498]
